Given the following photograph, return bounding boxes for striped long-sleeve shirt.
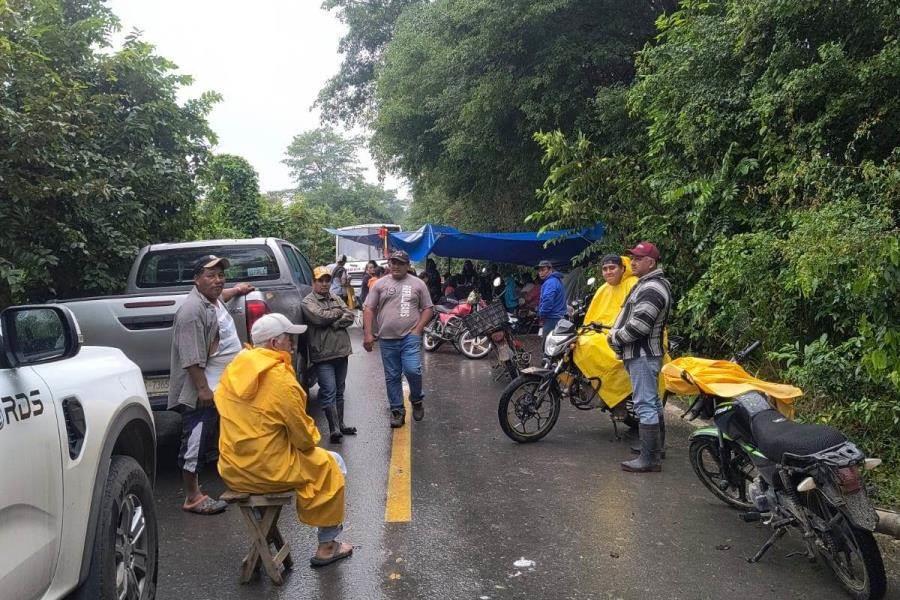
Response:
[608,268,672,360]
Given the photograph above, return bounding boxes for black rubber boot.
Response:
[324,406,343,443]
[621,424,662,472]
[390,409,405,428]
[631,411,666,459]
[337,401,357,435]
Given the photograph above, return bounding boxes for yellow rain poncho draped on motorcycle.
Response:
[662,356,802,419]
[572,259,642,408]
[214,346,345,527]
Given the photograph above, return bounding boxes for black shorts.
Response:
[177,405,220,474]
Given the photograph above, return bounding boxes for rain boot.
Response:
[324,405,343,443]
[631,410,666,459]
[621,424,662,472]
[337,401,357,435]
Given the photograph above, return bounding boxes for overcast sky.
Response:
[108,0,399,194]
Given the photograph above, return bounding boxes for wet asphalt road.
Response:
[153,329,900,600]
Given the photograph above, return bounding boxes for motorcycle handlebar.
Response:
[733,340,761,363]
[578,322,610,334]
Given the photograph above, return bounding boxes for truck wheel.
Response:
[73,455,158,600]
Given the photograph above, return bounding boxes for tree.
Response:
[317,0,426,125]
[0,0,219,304]
[282,127,365,192]
[281,126,406,226]
[370,0,674,231]
[260,195,342,267]
[198,154,262,236]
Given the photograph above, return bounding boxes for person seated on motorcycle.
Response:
[572,255,639,408]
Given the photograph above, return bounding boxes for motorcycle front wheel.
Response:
[688,437,757,510]
[457,330,492,359]
[422,331,442,352]
[808,493,886,600]
[498,375,561,443]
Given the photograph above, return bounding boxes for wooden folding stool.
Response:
[220,489,295,585]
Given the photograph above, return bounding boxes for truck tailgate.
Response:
[63,294,187,401]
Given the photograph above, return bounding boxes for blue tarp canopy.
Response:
[326,223,604,267]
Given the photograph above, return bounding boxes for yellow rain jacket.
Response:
[662,356,802,419]
[214,347,345,527]
[572,258,640,408]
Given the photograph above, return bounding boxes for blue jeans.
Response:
[315,357,348,409]
[318,451,347,543]
[624,355,663,425]
[379,334,424,412]
[541,317,561,344]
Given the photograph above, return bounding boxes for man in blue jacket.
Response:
[536,260,566,341]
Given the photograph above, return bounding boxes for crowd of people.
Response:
[163,239,672,569]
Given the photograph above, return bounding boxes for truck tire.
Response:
[73,455,158,600]
[152,410,182,448]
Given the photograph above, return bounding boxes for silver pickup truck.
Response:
[61,238,316,411]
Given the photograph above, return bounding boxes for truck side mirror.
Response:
[0,305,82,367]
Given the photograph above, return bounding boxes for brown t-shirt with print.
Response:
[364,275,434,339]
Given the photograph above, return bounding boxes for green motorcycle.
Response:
[675,342,886,600]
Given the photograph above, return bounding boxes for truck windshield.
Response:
[136,246,280,288]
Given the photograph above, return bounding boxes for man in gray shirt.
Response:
[168,255,254,514]
[363,250,434,428]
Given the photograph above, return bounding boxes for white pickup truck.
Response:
[0,304,158,599]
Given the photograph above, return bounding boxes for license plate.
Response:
[143,377,169,397]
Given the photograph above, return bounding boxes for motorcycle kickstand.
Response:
[609,414,622,441]
[747,526,787,563]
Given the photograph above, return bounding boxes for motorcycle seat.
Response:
[750,409,846,462]
[434,305,453,314]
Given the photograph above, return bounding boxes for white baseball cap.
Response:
[251,313,307,345]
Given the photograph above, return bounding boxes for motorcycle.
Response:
[497,279,653,442]
[485,277,531,382]
[674,342,886,600]
[510,306,540,335]
[422,291,493,359]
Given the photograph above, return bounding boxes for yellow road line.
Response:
[385,395,412,522]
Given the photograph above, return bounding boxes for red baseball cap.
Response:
[627,241,660,260]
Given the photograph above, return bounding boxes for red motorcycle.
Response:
[422,292,492,359]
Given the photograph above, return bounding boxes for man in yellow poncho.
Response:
[572,254,638,408]
[214,313,353,568]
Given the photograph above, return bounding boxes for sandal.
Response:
[310,541,353,567]
[182,494,227,515]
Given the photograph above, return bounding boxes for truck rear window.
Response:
[136,246,280,288]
